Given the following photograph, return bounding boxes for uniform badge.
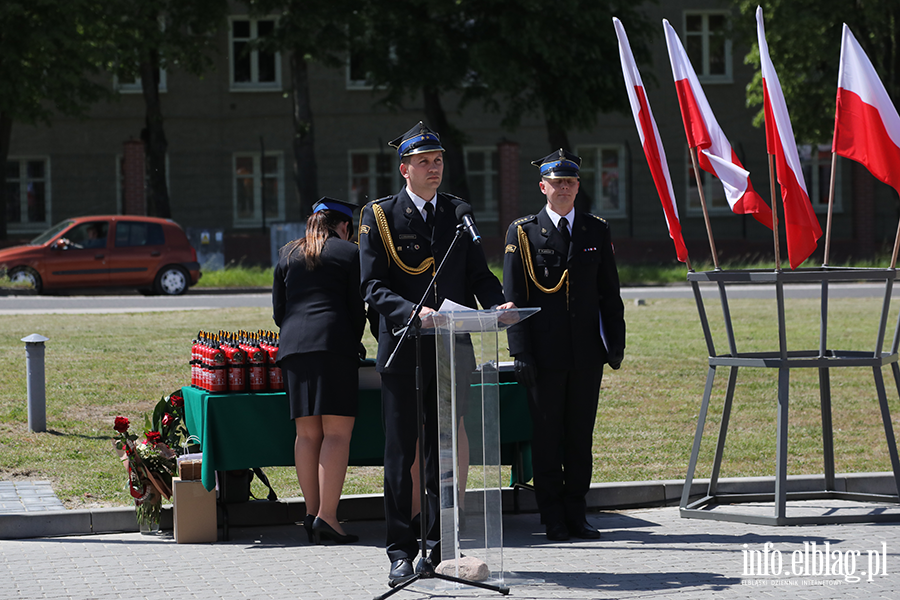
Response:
[538,249,554,255]
[505,244,517,254]
[399,234,417,240]
[541,228,547,234]
[359,224,370,235]
[405,207,413,214]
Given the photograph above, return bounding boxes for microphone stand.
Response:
[377,223,510,599]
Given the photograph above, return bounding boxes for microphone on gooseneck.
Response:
[455,204,482,245]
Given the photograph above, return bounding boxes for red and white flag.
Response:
[756,6,822,269]
[614,17,688,263]
[663,19,773,230]
[833,24,900,198]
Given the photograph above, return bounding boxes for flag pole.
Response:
[768,154,782,271]
[822,152,838,266]
[891,214,900,269]
[689,147,719,269]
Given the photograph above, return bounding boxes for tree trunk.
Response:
[140,53,171,219]
[423,86,470,200]
[0,112,12,240]
[545,117,593,213]
[290,51,318,219]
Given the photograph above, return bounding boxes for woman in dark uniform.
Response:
[273,197,366,544]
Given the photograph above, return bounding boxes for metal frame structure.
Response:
[680,267,900,525]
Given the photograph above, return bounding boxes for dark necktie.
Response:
[558,216,571,246]
[424,202,435,230]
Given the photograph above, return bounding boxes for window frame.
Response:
[115,68,168,94]
[232,151,286,227]
[799,143,843,214]
[228,16,282,92]
[463,146,499,226]
[575,144,627,219]
[684,147,733,216]
[5,156,52,233]
[347,149,400,205]
[683,10,733,84]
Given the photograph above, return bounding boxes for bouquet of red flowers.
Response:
[113,415,177,505]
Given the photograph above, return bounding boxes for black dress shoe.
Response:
[302,514,315,544]
[568,520,601,539]
[389,558,414,587]
[546,521,570,541]
[311,517,359,545]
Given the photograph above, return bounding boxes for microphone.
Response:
[455,204,482,245]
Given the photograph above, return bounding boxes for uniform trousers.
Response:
[381,370,440,562]
[527,365,603,526]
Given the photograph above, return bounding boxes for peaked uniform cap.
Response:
[311,197,358,218]
[388,121,445,157]
[532,148,581,178]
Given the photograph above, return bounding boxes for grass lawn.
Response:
[2,292,898,509]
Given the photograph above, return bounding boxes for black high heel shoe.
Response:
[311,517,359,545]
[302,514,315,544]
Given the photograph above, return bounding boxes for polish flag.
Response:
[833,24,900,198]
[614,17,688,263]
[756,6,822,269]
[663,19,773,230]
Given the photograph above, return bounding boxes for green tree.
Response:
[733,0,900,144]
[0,0,113,240]
[246,0,357,218]
[355,0,475,199]
[468,1,656,152]
[106,0,228,219]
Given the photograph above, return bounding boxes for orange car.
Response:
[0,216,201,295]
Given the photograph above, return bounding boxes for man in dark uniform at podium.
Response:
[502,149,626,541]
[358,122,514,585]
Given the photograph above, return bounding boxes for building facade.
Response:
[6,0,894,266]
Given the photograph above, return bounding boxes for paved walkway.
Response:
[1,500,897,600]
[0,481,65,514]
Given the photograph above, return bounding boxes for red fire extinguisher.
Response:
[191,332,202,388]
[243,331,268,392]
[261,330,283,391]
[209,335,228,393]
[222,333,247,393]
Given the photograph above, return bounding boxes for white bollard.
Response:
[22,334,49,433]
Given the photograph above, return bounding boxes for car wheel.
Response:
[154,266,188,295]
[8,267,43,293]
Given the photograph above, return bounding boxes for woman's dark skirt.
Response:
[281,352,359,419]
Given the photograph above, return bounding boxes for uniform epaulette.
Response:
[512,214,537,226]
[586,213,608,225]
[439,192,463,202]
[372,195,391,204]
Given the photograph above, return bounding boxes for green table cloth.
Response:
[182,381,531,492]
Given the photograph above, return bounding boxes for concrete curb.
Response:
[1,472,895,540]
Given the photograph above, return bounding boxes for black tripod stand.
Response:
[375,223,510,599]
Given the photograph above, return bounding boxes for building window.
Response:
[685,149,730,214]
[233,152,285,226]
[115,68,167,94]
[684,11,732,83]
[230,17,280,91]
[349,151,398,205]
[576,145,626,217]
[465,148,499,226]
[5,158,50,231]
[799,144,841,212]
[347,49,371,89]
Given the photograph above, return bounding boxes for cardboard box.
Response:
[177,453,202,480]
[172,477,217,543]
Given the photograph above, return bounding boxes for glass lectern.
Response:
[430,307,538,587]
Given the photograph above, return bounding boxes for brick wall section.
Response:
[497,140,520,245]
[852,161,876,258]
[122,140,146,215]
